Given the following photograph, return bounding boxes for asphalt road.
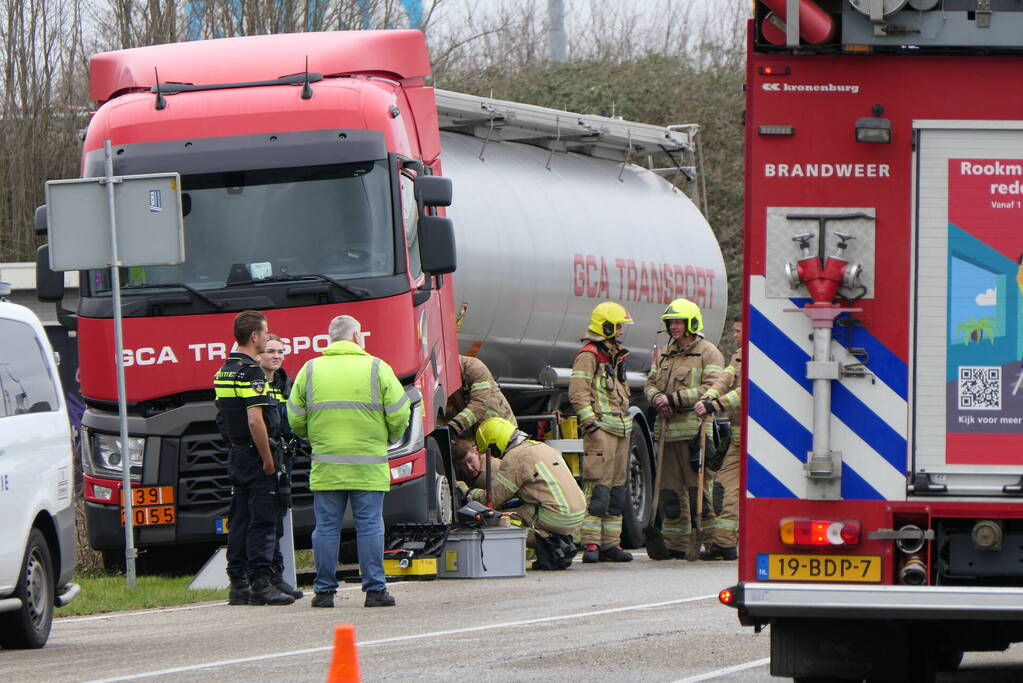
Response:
[5,555,1023,682]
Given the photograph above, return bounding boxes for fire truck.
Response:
[723,2,1023,680]
[34,31,725,570]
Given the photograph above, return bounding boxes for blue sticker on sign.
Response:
[756,554,770,580]
[149,189,163,213]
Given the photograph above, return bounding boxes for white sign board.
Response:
[45,173,185,272]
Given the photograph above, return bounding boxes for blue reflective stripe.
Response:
[746,454,797,499]
[748,381,810,464]
[840,460,885,500]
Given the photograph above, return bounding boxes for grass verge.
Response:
[55,575,227,617]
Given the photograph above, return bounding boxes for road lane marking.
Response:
[672,657,771,682]
[83,593,717,682]
[57,586,367,624]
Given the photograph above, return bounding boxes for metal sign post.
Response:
[102,140,139,587]
[45,140,184,588]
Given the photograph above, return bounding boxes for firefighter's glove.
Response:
[582,421,601,436]
[653,393,673,418]
[695,399,717,417]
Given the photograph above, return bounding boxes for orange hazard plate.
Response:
[757,554,881,582]
[120,504,176,527]
[120,486,176,526]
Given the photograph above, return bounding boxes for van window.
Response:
[0,319,59,417]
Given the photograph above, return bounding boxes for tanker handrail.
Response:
[435,89,697,162]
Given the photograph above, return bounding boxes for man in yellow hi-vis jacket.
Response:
[288,315,411,609]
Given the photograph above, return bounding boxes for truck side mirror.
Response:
[36,245,65,302]
[420,216,457,275]
[34,204,48,236]
[415,176,452,207]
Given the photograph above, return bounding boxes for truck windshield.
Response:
[87,160,394,294]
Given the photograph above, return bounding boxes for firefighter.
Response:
[214,310,294,606]
[570,301,635,564]
[465,417,585,567]
[451,438,501,491]
[444,355,517,440]
[696,319,741,561]
[645,298,729,560]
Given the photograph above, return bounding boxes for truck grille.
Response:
[178,426,312,510]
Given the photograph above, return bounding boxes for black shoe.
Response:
[364,589,395,607]
[582,544,600,564]
[249,580,296,606]
[667,549,690,560]
[273,580,304,599]
[700,544,738,561]
[599,546,633,563]
[311,592,335,608]
[228,581,250,606]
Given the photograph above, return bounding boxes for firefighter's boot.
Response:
[582,544,601,563]
[249,575,296,606]
[599,546,633,562]
[228,578,250,606]
[699,544,737,561]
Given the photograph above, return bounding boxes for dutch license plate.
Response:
[120,504,176,527]
[120,485,174,506]
[757,553,881,582]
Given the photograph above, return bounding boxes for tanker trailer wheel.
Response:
[0,529,54,649]
[428,437,454,524]
[620,423,654,549]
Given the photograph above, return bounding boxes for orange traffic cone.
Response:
[326,624,360,683]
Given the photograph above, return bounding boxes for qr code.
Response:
[958,366,1002,410]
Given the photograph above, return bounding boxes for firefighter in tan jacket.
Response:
[696,319,742,561]
[444,355,517,439]
[645,298,729,560]
[569,302,635,564]
[465,418,585,545]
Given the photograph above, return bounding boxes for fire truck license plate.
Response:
[757,554,882,582]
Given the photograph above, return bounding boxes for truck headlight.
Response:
[90,433,145,472]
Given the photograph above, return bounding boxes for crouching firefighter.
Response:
[644,298,728,560]
[214,311,294,606]
[570,302,635,564]
[467,418,585,570]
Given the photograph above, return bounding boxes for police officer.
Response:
[258,334,305,597]
[696,318,742,561]
[569,302,634,564]
[215,310,293,606]
[444,355,517,440]
[644,298,729,560]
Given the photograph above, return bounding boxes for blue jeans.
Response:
[312,490,386,594]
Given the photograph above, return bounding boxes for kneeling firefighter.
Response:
[467,418,585,570]
[569,302,635,563]
[644,298,729,560]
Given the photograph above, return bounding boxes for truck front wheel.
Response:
[620,422,653,549]
[0,528,54,649]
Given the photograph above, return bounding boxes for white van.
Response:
[0,299,79,649]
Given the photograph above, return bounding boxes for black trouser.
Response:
[270,455,294,582]
[226,444,278,582]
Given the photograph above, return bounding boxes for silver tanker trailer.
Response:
[436,91,727,546]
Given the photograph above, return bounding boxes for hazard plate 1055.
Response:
[757,554,882,582]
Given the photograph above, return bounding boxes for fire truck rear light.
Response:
[758,125,795,136]
[758,65,791,76]
[719,588,735,605]
[780,518,861,546]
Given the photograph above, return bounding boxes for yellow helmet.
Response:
[588,301,634,338]
[661,298,703,334]
[475,417,517,455]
